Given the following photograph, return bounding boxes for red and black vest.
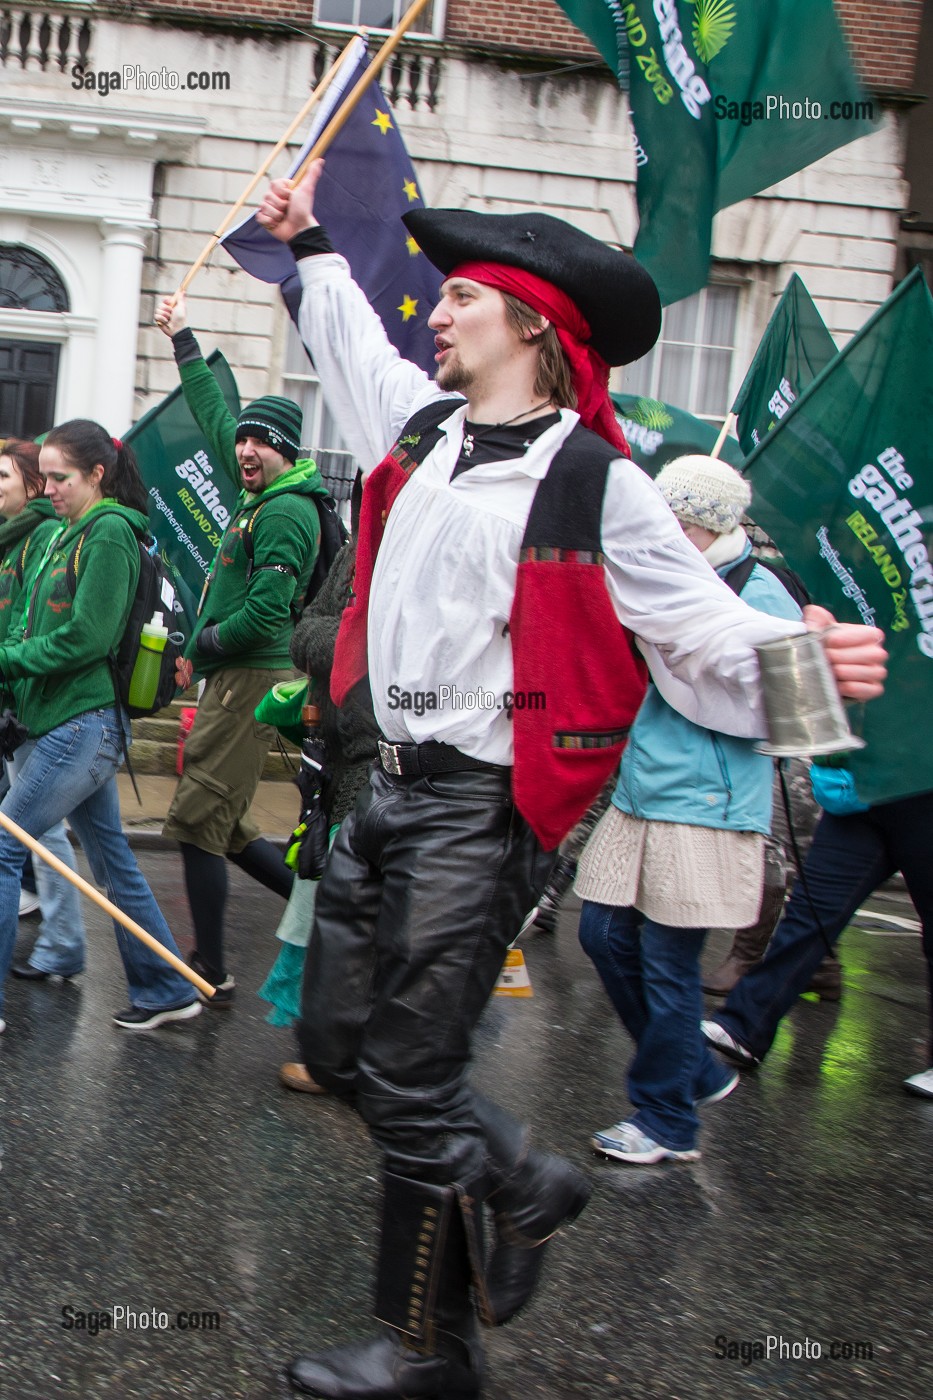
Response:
[331,400,648,850]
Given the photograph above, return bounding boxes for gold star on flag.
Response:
[403,178,419,203]
[398,294,418,322]
[372,109,393,136]
[405,234,420,257]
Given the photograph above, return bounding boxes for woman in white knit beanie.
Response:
[654,452,752,570]
[575,454,801,1165]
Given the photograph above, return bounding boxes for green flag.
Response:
[554,2,876,305]
[731,274,838,456]
[742,267,933,803]
[612,391,744,475]
[125,351,240,634]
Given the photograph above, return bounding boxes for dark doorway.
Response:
[0,340,60,441]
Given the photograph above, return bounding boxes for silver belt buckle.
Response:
[378,739,404,776]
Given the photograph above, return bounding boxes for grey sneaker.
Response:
[591,1119,700,1165]
[701,1020,760,1067]
[903,1067,933,1099]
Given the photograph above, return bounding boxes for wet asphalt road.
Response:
[0,850,931,1400]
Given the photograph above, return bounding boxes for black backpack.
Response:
[241,491,350,619]
[65,515,186,720]
[723,553,811,609]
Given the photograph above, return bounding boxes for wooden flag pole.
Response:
[175,30,366,297]
[0,811,215,1000]
[710,412,736,460]
[288,0,433,188]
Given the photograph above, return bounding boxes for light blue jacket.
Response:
[611,544,802,835]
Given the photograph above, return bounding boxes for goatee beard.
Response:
[436,359,474,395]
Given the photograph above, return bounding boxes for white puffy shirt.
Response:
[297,254,805,762]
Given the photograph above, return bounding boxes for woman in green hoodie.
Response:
[0,438,87,980]
[0,420,199,1034]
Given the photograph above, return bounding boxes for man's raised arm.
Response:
[258,160,443,471]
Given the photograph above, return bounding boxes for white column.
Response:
[58,318,97,424]
[93,220,149,433]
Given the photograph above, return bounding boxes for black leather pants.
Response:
[297,764,549,1187]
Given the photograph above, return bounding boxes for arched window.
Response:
[0,245,69,313]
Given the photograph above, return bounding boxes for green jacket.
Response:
[0,498,61,650]
[0,502,145,737]
[177,353,327,674]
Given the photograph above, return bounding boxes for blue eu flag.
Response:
[222,42,442,375]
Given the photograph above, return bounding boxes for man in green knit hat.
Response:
[155,291,327,1005]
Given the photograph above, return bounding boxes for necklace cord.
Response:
[461,401,554,457]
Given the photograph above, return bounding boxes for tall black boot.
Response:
[288,1173,484,1399]
[476,1095,591,1325]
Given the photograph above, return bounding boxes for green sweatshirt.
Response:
[0,497,61,650]
[0,502,145,737]
[176,353,327,674]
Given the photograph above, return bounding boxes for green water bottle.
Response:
[128,611,169,710]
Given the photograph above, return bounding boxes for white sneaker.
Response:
[903,1067,933,1099]
[0,1018,5,1034]
[701,1020,760,1067]
[591,1119,700,1164]
[18,889,41,917]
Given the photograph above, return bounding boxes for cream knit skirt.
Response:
[575,803,765,929]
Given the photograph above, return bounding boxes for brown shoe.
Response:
[805,955,842,1002]
[279,1061,328,1094]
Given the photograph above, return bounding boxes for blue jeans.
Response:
[716,793,933,1062]
[579,902,733,1151]
[0,708,195,1015]
[6,743,87,976]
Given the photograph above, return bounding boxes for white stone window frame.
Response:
[313,0,446,40]
[0,308,81,434]
[0,99,202,431]
[619,276,749,424]
[0,230,94,432]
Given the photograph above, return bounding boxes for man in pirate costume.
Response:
[257,162,887,1399]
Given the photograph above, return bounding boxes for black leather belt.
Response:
[377,739,509,778]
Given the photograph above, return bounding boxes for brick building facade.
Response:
[0,0,925,459]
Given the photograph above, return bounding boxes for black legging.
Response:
[180,838,292,982]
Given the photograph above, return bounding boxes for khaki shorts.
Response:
[163,665,294,856]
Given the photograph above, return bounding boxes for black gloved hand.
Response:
[196,623,224,658]
[0,708,28,760]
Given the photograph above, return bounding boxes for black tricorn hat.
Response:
[402,208,661,366]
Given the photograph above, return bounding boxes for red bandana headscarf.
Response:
[448,261,630,457]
